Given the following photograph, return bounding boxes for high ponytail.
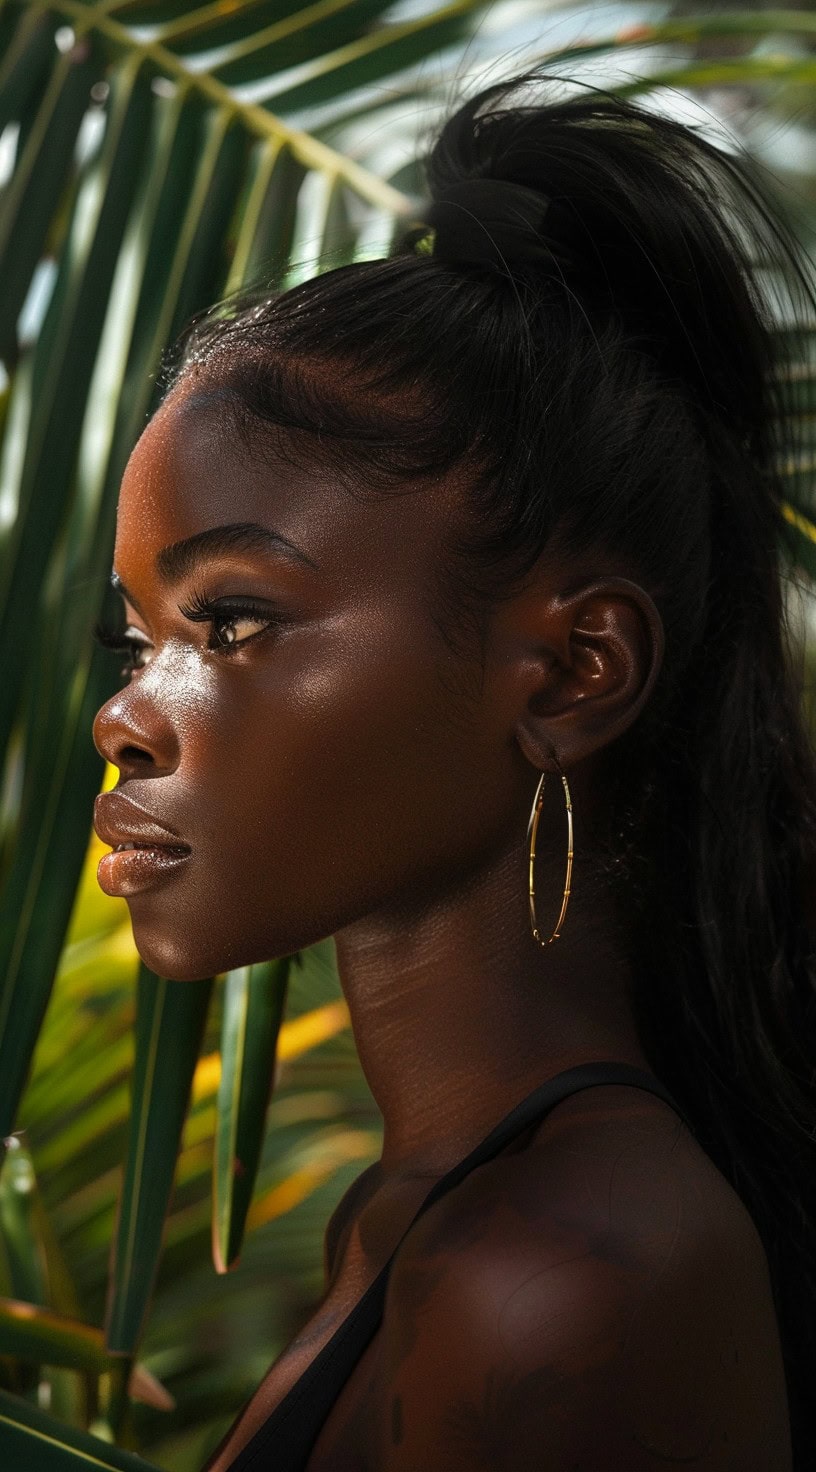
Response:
[171,74,816,1466]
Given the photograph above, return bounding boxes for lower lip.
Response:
[97,846,191,897]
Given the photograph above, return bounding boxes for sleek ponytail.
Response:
[172,74,816,1465]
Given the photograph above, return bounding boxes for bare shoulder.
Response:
[373,1087,791,1470]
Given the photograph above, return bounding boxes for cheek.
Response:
[215,630,463,834]
[194,623,491,901]
[125,615,509,979]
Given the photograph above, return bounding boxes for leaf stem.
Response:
[31,0,412,214]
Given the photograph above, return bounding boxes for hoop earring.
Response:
[526,761,573,946]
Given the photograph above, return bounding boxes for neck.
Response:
[333,838,653,1175]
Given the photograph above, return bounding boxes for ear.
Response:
[510,576,664,770]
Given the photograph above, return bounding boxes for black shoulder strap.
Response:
[225,1061,692,1471]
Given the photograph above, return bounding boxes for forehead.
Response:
[114,382,465,588]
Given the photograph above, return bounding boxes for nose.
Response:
[92,687,180,776]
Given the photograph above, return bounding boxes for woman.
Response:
[91,73,816,1470]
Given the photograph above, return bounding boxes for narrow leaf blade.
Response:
[0,649,115,1139]
[213,959,289,1272]
[104,967,213,1354]
[0,1298,107,1374]
[0,1387,159,1470]
[0,39,99,357]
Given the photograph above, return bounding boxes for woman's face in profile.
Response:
[92,379,526,982]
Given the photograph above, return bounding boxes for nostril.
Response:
[121,745,151,761]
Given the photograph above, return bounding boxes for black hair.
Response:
[167,74,816,1465]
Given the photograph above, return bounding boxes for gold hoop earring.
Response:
[526,761,573,946]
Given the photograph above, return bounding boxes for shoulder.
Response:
[373,1095,791,1470]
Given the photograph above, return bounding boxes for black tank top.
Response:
[216,1060,694,1472]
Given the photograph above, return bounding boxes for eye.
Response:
[92,621,153,678]
[177,590,281,654]
[207,610,269,650]
[93,591,282,681]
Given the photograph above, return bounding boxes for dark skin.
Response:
[93,379,792,1469]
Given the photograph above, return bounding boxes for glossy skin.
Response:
[93,376,792,1469]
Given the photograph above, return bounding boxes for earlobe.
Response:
[515,576,664,769]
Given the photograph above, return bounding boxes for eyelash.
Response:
[92,589,280,678]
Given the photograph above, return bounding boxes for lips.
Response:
[93,789,190,855]
[94,790,192,899]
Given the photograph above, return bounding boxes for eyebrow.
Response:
[110,521,317,611]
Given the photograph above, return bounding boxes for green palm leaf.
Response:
[213,959,289,1274]
[0,32,99,362]
[0,1388,159,1469]
[0,1298,173,1408]
[104,968,213,1355]
[0,648,113,1140]
[0,9,56,137]
[160,0,406,79]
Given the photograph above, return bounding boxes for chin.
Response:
[129,922,227,983]
[129,917,311,983]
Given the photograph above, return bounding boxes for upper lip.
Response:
[93,791,190,851]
